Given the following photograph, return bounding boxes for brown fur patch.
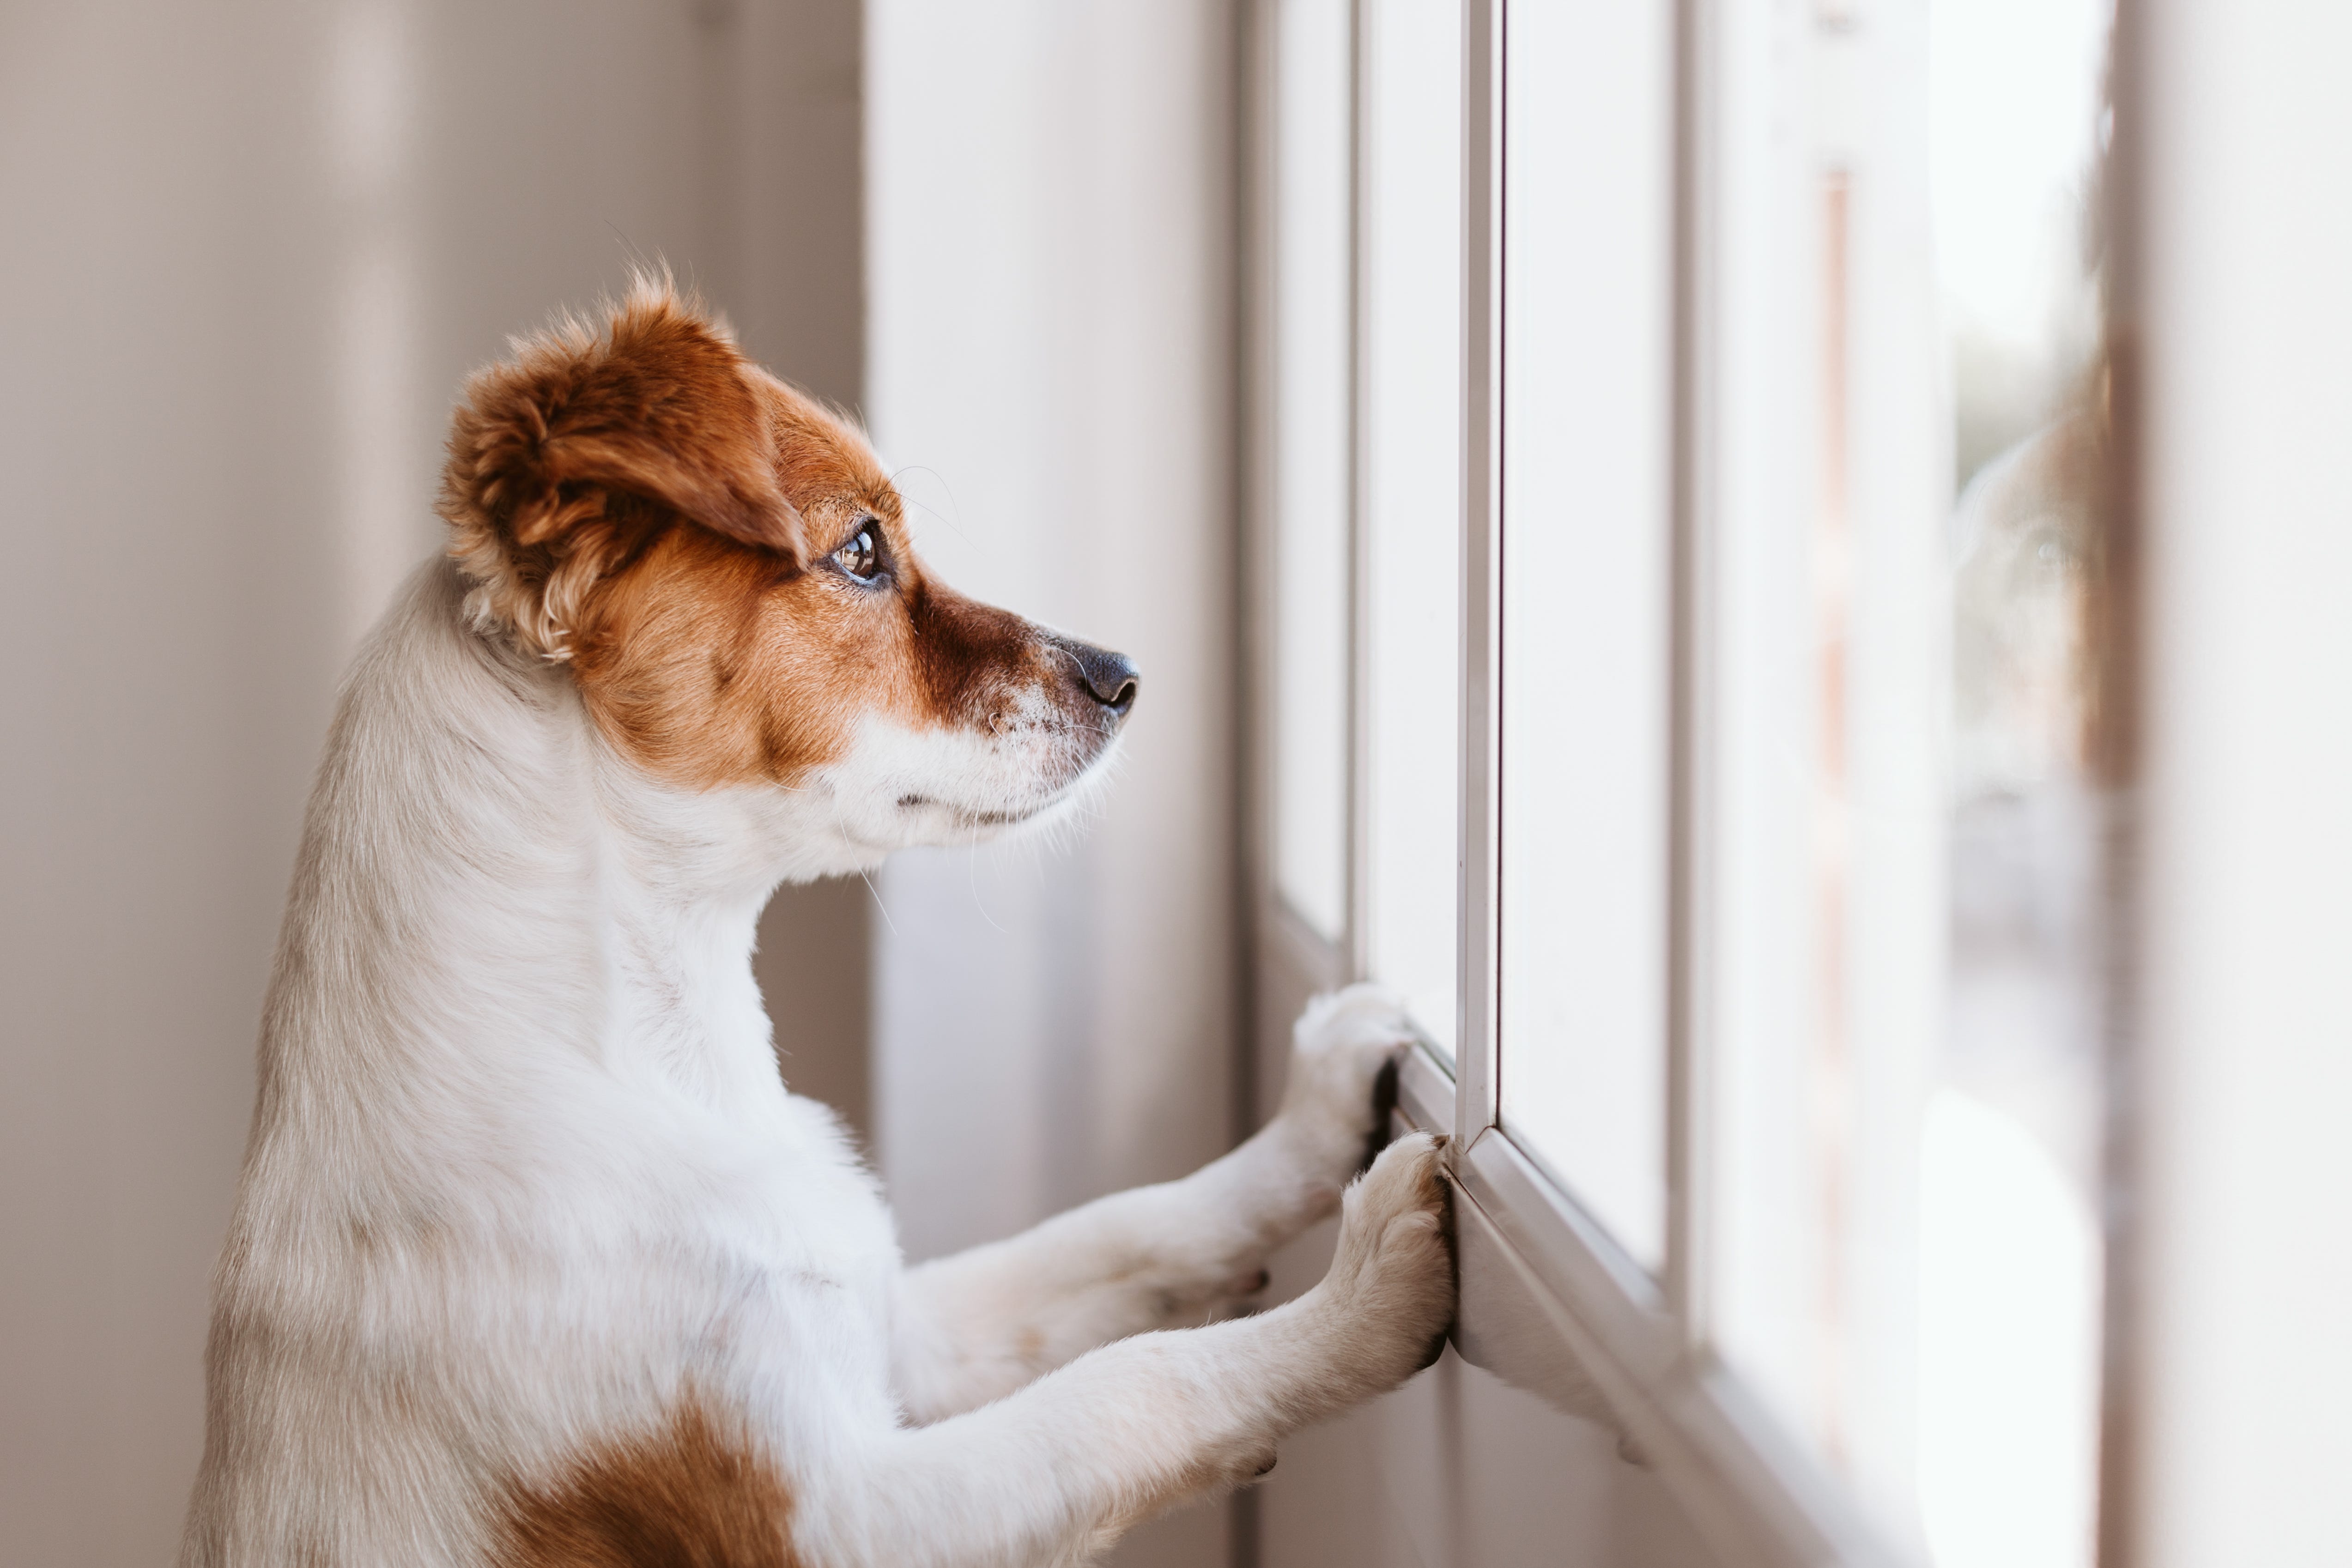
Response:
[448,279,802,553]
[494,1398,797,1568]
[440,277,808,660]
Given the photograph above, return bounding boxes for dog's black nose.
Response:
[1067,641,1140,717]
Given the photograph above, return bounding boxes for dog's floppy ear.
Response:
[440,278,805,657]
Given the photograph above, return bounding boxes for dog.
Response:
[179,280,1455,1568]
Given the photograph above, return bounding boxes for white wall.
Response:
[2133,3,2352,1563]
[0,3,861,1558]
[864,4,1243,1564]
[864,1,1243,1265]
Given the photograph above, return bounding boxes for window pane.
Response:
[1922,0,2111,1558]
[1702,0,2113,1556]
[1271,0,1354,943]
[1359,0,1461,1055]
[1496,0,1677,1270]
[1705,25,1955,1527]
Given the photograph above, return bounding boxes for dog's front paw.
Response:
[1273,984,1416,1183]
[1300,1132,1456,1397]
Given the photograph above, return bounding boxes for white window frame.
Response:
[1244,1,1999,1561]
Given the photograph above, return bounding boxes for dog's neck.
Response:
[261,560,812,1124]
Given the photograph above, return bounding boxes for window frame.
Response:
[1245,1,1941,1562]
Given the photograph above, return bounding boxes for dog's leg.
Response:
[813,1131,1452,1568]
[892,985,1416,1421]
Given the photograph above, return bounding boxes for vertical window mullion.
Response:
[1346,0,1372,983]
[1665,0,1715,1344]
[1458,0,1503,1144]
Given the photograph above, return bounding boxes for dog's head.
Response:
[437,279,1136,866]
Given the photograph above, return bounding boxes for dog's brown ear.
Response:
[440,278,805,655]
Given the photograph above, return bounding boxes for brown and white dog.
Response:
[179,280,1454,1568]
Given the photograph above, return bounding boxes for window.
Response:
[1252,1,2116,1562]
[1496,0,1677,1274]
[1269,0,1354,945]
[1357,0,1464,1058]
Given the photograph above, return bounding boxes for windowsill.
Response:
[1386,1040,1906,1568]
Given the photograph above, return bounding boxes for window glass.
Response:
[1358,0,1461,1055]
[1270,0,1355,944]
[1496,0,1677,1271]
[1921,0,2111,1561]
[1704,0,2113,1558]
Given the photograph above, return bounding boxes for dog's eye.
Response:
[834,523,881,583]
